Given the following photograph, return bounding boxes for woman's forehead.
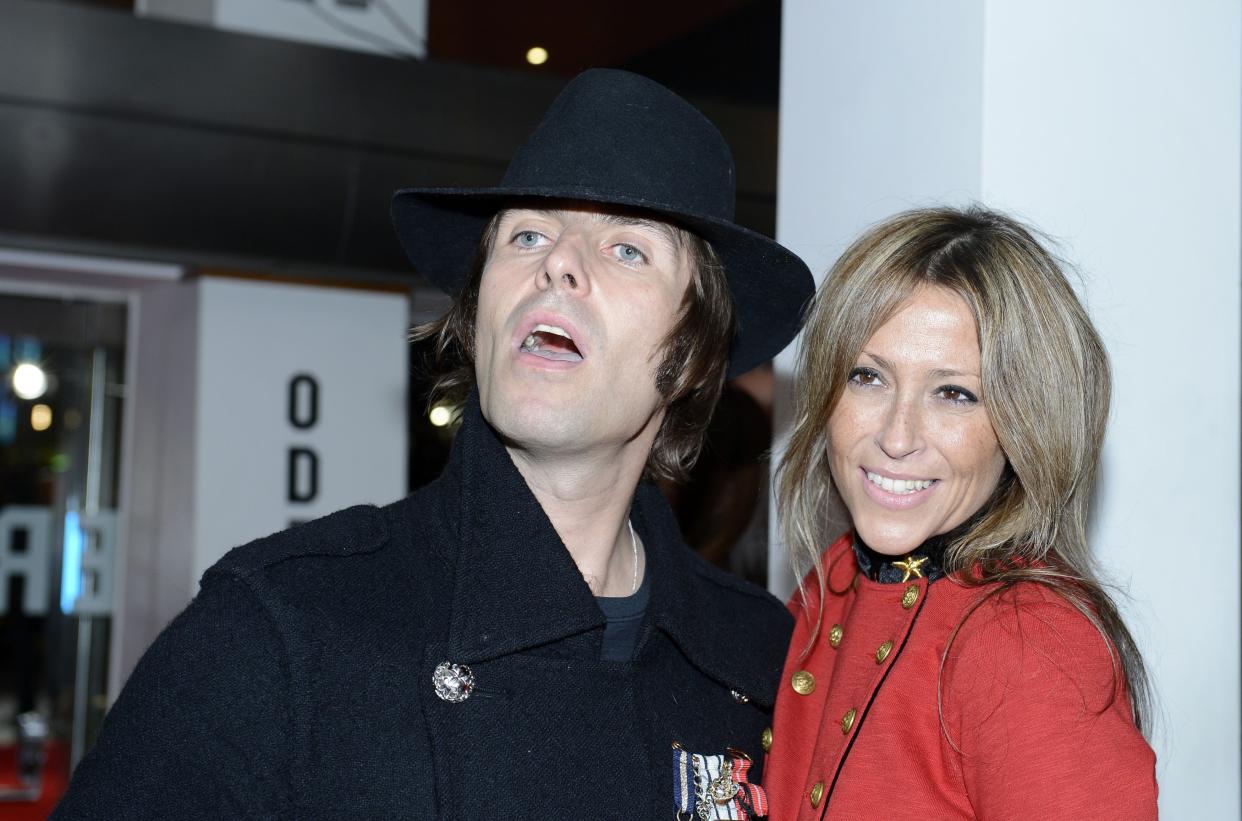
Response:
[861,287,981,371]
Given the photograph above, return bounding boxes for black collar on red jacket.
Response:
[851,509,996,584]
[426,394,789,707]
[852,538,948,584]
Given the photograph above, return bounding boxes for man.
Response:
[54,69,812,819]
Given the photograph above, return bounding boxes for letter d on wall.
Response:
[287,447,319,503]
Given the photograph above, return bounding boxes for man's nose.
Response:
[535,236,591,296]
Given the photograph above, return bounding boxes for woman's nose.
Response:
[876,395,923,459]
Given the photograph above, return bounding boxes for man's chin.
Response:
[482,401,585,453]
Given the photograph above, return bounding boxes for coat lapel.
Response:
[444,398,604,664]
[636,481,788,708]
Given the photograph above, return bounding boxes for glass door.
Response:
[0,293,126,816]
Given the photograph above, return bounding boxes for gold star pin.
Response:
[892,554,929,583]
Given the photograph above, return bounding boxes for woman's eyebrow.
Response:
[929,368,980,379]
[859,351,892,372]
[860,352,979,380]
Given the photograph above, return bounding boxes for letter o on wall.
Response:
[288,374,319,430]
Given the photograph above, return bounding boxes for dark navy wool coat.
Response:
[54,401,792,819]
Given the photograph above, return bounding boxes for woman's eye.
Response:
[613,243,646,264]
[848,367,883,387]
[936,385,979,404]
[515,231,544,248]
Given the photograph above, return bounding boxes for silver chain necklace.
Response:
[627,518,640,594]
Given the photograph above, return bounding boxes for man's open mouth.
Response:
[520,324,583,362]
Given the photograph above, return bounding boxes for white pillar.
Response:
[774,2,1240,816]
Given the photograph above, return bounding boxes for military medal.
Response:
[672,743,768,820]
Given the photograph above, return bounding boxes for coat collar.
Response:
[437,396,602,664]
[430,395,785,705]
[637,481,788,706]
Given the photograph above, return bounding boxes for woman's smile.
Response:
[859,467,938,509]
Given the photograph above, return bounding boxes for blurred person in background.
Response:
[764,206,1157,819]
[662,376,773,585]
[52,69,813,819]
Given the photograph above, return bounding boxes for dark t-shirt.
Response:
[595,569,650,662]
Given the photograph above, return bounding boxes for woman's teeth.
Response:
[866,471,933,495]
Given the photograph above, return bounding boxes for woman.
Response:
[764,207,1157,819]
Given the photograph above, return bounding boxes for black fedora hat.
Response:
[391,68,812,377]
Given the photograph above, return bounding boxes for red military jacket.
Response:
[764,534,1157,820]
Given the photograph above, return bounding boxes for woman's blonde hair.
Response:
[777,205,1150,732]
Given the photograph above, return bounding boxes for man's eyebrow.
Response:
[595,213,681,247]
[502,208,682,248]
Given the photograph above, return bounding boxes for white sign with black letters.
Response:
[192,277,407,585]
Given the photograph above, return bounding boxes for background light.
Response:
[30,403,51,431]
[428,405,452,427]
[525,46,548,66]
[12,363,47,400]
[61,508,83,614]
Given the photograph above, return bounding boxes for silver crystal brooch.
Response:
[432,661,475,703]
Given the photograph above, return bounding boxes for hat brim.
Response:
[392,186,813,378]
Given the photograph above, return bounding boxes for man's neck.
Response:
[507,444,649,598]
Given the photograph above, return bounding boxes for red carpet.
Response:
[0,740,68,820]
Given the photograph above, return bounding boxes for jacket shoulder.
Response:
[941,580,1128,719]
[687,553,794,640]
[939,580,1156,817]
[693,552,789,610]
[202,503,391,585]
[670,552,792,707]
[781,532,855,621]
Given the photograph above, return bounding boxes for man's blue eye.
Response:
[516,231,542,247]
[615,244,644,263]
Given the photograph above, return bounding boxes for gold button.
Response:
[790,670,816,695]
[875,640,894,664]
[828,623,843,647]
[841,708,857,734]
[901,584,920,609]
[761,726,773,752]
[809,780,825,808]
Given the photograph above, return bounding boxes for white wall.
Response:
[769,0,989,597]
[774,2,1240,817]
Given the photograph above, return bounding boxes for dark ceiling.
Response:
[59,0,782,104]
[429,0,780,104]
[5,0,781,280]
